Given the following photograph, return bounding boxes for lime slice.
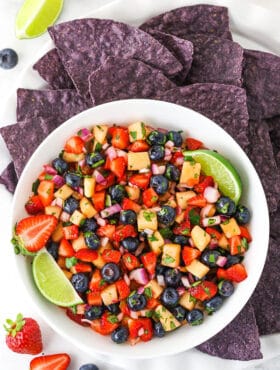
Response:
[15,0,64,39]
[32,251,83,307]
[183,149,242,203]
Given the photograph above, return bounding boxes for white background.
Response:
[0,1,280,369]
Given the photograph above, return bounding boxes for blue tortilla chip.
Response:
[0,162,17,193]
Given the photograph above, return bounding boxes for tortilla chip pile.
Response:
[1,4,280,361]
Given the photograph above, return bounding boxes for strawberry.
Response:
[89,269,104,291]
[87,290,103,306]
[92,191,105,211]
[122,198,141,213]
[70,262,92,274]
[75,248,98,262]
[37,180,54,207]
[129,173,151,190]
[128,318,153,342]
[187,194,207,208]
[113,225,137,242]
[129,140,150,152]
[116,279,130,300]
[95,172,115,192]
[188,281,218,302]
[110,157,126,178]
[141,252,157,275]
[25,195,44,215]
[186,137,203,150]
[62,225,79,240]
[66,308,89,327]
[194,176,214,193]
[58,238,75,257]
[205,227,222,240]
[226,263,248,282]
[142,188,158,208]
[239,226,252,242]
[173,220,191,236]
[4,313,42,355]
[15,215,57,253]
[182,246,201,266]
[64,135,84,154]
[101,249,121,264]
[122,253,140,271]
[111,127,130,149]
[90,312,119,335]
[30,353,71,370]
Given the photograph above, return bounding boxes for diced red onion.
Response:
[143,228,154,235]
[119,180,127,186]
[129,268,149,285]
[176,206,182,216]
[81,319,94,325]
[78,159,86,168]
[174,156,184,166]
[188,273,195,284]
[138,328,145,337]
[100,237,109,247]
[157,274,165,286]
[51,199,57,206]
[164,148,172,156]
[165,140,174,149]
[209,239,218,249]
[202,216,221,227]
[106,146,117,160]
[116,149,128,160]
[181,276,191,288]
[94,213,100,219]
[164,154,172,161]
[43,164,57,175]
[151,163,166,175]
[79,128,93,142]
[177,286,186,296]
[189,238,194,247]
[130,311,139,320]
[56,197,63,207]
[150,206,161,212]
[96,217,106,226]
[204,186,220,203]
[93,170,106,185]
[149,273,155,280]
[139,168,150,173]
[119,246,125,254]
[123,273,130,286]
[220,215,230,222]
[102,142,109,150]
[77,186,84,196]
[216,255,227,267]
[177,183,192,189]
[100,204,122,218]
[200,204,214,218]
[117,313,124,322]
[137,286,145,294]
[60,211,70,222]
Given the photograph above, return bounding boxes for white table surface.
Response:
[1,1,280,370]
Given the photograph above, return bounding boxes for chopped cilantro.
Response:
[148,234,158,242]
[170,321,176,330]
[141,122,146,138]
[95,142,102,152]
[130,131,137,140]
[107,315,119,324]
[208,254,216,263]
[189,209,200,225]
[145,310,154,318]
[144,287,152,298]
[65,257,78,269]
[32,179,40,194]
[44,174,53,180]
[163,254,175,264]
[143,211,154,222]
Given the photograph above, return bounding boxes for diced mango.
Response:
[45,205,62,219]
[218,234,230,250]
[54,184,73,200]
[179,291,195,311]
[137,210,158,231]
[179,161,201,186]
[92,253,106,269]
[186,259,210,279]
[154,305,181,332]
[161,243,181,268]
[101,284,118,306]
[144,279,163,299]
[125,186,140,201]
[62,152,85,163]
[51,222,64,242]
[70,210,85,226]
[128,121,147,142]
[128,152,150,171]
[191,225,211,251]
[93,124,108,143]
[220,218,241,238]
[147,231,164,255]
[72,234,87,251]
[84,177,96,198]
[176,191,196,210]
[80,197,97,218]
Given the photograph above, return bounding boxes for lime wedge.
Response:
[32,251,83,307]
[183,149,242,203]
[15,0,64,39]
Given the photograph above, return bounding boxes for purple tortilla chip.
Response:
[157,83,249,150]
[0,117,59,177]
[89,57,176,106]
[243,49,280,120]
[247,120,280,213]
[16,88,90,122]
[197,301,262,360]
[250,236,280,335]
[48,18,182,98]
[33,48,74,90]
[185,34,243,87]
[148,30,193,84]
[0,162,18,193]
[140,4,232,40]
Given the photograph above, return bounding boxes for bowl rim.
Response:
[11,99,270,359]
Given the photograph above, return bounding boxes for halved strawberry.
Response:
[129,140,150,152]
[128,318,153,342]
[194,176,214,193]
[188,281,218,301]
[122,253,140,271]
[110,157,126,178]
[111,128,130,149]
[114,225,137,242]
[186,137,203,150]
[89,269,104,291]
[116,279,130,300]
[58,238,75,257]
[92,191,105,212]
[29,353,71,370]
[64,135,84,154]
[96,224,116,240]
[187,194,207,208]
[15,215,57,253]
[25,195,44,215]
[71,262,92,274]
[182,246,201,266]
[62,225,79,240]
[226,263,248,282]
[75,248,98,262]
[37,180,54,207]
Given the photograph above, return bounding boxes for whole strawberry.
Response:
[4,313,43,354]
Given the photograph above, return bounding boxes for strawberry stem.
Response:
[3,313,25,337]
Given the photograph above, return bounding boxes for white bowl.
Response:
[11,99,269,360]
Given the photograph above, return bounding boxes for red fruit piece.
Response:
[128,318,153,342]
[182,246,201,266]
[122,198,141,213]
[62,225,79,240]
[116,279,130,300]
[30,353,71,370]
[186,137,203,150]
[129,140,150,152]
[90,312,119,335]
[110,157,126,178]
[92,191,105,211]
[87,291,103,306]
[75,248,98,262]
[141,252,157,275]
[226,263,248,283]
[101,249,121,264]
[89,269,104,291]
[96,224,116,240]
[122,253,140,271]
[113,225,137,242]
[95,172,115,192]
[194,176,214,193]
[4,313,42,355]
[25,195,44,215]
[64,135,84,154]
[15,215,57,253]
[173,220,191,236]
[37,180,54,207]
[189,281,218,302]
[111,127,130,149]
[129,173,151,190]
[66,308,89,327]
[142,188,158,208]
[187,194,207,208]
[58,239,75,257]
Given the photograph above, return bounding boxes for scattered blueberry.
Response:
[86,152,105,168]
[120,209,137,225]
[161,287,179,308]
[218,280,235,297]
[84,305,104,320]
[225,254,242,268]
[65,172,82,188]
[149,145,165,161]
[173,235,189,246]
[63,196,79,214]
[186,309,204,326]
[167,131,183,147]
[201,250,221,267]
[127,292,147,311]
[109,184,127,203]
[121,237,139,253]
[165,163,180,182]
[204,296,223,313]
[107,303,121,315]
[157,205,176,226]
[81,218,98,233]
[150,175,169,195]
[153,321,165,337]
[52,157,69,174]
[0,48,18,69]
[79,364,99,370]
[71,273,89,293]
[164,268,181,287]
[235,205,251,225]
[84,231,100,250]
[216,196,236,216]
[147,130,166,145]
[101,263,121,283]
[111,326,129,344]
[172,306,187,322]
[46,241,59,260]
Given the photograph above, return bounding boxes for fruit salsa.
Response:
[13,122,251,344]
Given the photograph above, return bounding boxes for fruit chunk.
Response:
[137,210,158,231]
[188,281,218,301]
[191,225,211,251]
[175,191,196,210]
[128,152,151,171]
[147,231,164,255]
[29,353,71,370]
[25,195,44,215]
[161,243,181,268]
[179,161,201,187]
[185,259,210,279]
[220,217,241,238]
[128,121,147,142]
[93,125,108,143]
[154,305,181,332]
[38,180,54,206]
[179,291,195,311]
[101,284,118,305]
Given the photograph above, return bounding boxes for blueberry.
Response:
[79,364,99,370]
[120,210,137,225]
[121,237,139,253]
[107,303,120,314]
[156,264,167,276]
[86,152,105,168]
[173,235,189,246]
[153,321,165,337]
[172,306,187,322]
[71,273,89,293]
[65,172,82,188]
[225,255,242,268]
[111,326,129,344]
[218,280,235,297]
[46,241,59,260]
[164,268,181,287]
[109,184,127,203]
[127,292,147,311]
[165,163,180,182]
[52,157,69,174]
[167,131,183,147]
[201,250,221,267]
[157,205,176,226]
[63,196,79,214]
[216,196,236,216]
[0,48,18,69]
[186,309,204,326]
[235,205,250,225]
[81,218,98,232]
[204,296,223,313]
[84,231,100,250]
[147,130,166,145]
[161,287,179,308]
[84,305,104,320]
[101,263,121,283]
[149,145,165,161]
[150,175,169,195]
